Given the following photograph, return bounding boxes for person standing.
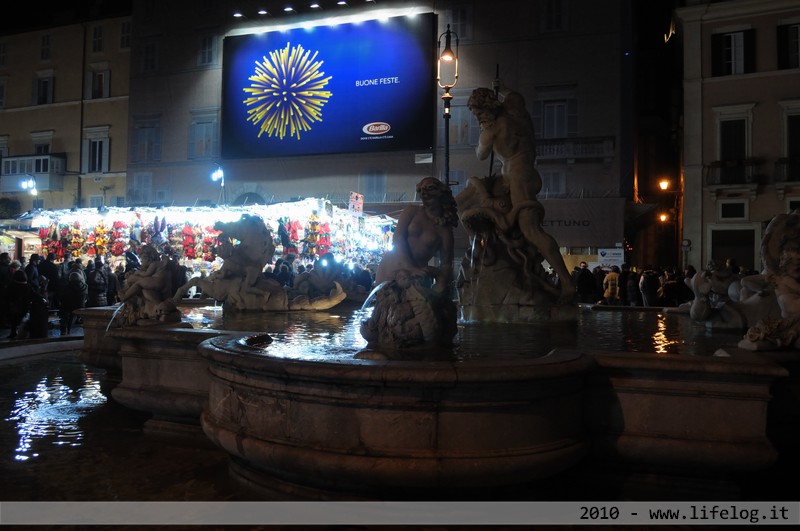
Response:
[0,252,12,328]
[24,253,41,293]
[59,272,87,335]
[639,265,661,307]
[39,252,60,310]
[7,270,31,339]
[86,259,108,307]
[575,262,595,303]
[627,267,643,306]
[603,265,621,305]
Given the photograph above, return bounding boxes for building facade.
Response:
[1,0,679,270]
[677,0,800,271]
[0,13,131,213]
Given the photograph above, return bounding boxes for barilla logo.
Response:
[362,122,391,135]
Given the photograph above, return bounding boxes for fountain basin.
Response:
[109,326,226,432]
[199,334,594,498]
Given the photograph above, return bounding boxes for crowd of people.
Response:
[0,251,133,339]
[569,262,700,307]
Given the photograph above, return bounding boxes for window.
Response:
[779,100,800,158]
[86,67,110,99]
[82,126,110,174]
[540,0,568,32]
[718,200,748,221]
[361,171,387,202]
[787,197,800,212]
[0,79,5,109]
[92,25,104,53]
[120,21,131,50]
[34,75,54,105]
[533,86,578,139]
[197,34,216,66]
[128,172,153,204]
[441,104,478,147]
[32,198,44,209]
[720,119,746,162]
[541,170,566,196]
[40,34,51,61]
[789,114,800,159]
[131,118,162,162]
[188,109,219,160]
[141,41,158,73]
[0,41,6,66]
[446,4,472,41]
[711,30,755,76]
[778,24,800,70]
[714,104,754,160]
[89,195,104,208]
[34,143,50,155]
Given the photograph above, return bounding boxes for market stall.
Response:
[29,199,396,271]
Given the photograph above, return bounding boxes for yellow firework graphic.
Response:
[243,42,333,140]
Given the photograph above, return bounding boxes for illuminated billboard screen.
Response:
[221,13,436,158]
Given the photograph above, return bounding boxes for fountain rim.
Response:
[199,334,597,384]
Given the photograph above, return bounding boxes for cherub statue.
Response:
[738,210,800,350]
[116,244,181,326]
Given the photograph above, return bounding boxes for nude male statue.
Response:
[467,79,575,298]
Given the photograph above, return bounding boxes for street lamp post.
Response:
[658,178,684,269]
[437,24,459,187]
[20,174,38,196]
[211,164,225,205]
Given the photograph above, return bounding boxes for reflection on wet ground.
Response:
[0,354,255,502]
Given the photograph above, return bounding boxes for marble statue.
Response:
[116,244,182,326]
[739,210,800,350]
[172,214,346,311]
[455,80,575,322]
[360,177,458,348]
[683,260,779,330]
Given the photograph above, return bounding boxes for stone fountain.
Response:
[75,81,797,501]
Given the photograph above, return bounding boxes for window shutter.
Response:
[130,129,139,163]
[212,122,220,157]
[187,123,196,160]
[532,99,542,137]
[81,139,89,173]
[103,70,110,98]
[743,29,756,73]
[153,127,162,161]
[567,98,578,137]
[102,139,110,172]
[84,71,93,99]
[777,25,790,70]
[711,33,723,76]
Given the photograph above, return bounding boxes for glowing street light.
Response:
[211,164,225,205]
[437,24,459,187]
[20,175,37,196]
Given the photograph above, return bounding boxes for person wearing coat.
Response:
[86,260,108,307]
[59,272,88,335]
[7,270,31,339]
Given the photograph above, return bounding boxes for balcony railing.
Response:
[775,158,800,183]
[536,137,615,161]
[704,159,761,186]
[0,154,67,193]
